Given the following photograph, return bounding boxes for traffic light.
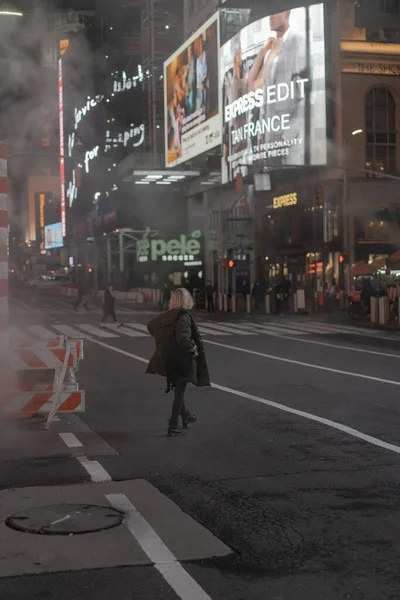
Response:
[339,254,349,264]
[228,259,235,269]
[316,188,324,207]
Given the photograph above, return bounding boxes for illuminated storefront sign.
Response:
[220,3,327,184]
[137,230,202,263]
[58,58,66,237]
[273,192,298,209]
[105,124,145,153]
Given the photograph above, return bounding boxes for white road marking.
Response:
[204,339,400,387]
[85,338,400,456]
[201,322,256,335]
[59,432,83,448]
[232,323,308,336]
[125,322,150,334]
[78,324,118,338]
[77,456,112,482]
[198,325,229,336]
[27,325,55,340]
[212,383,400,455]
[10,326,32,341]
[106,493,213,600]
[103,324,147,337]
[53,324,90,338]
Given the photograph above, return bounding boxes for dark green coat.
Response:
[146,309,210,387]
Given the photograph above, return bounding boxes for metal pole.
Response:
[343,164,350,293]
[106,235,112,284]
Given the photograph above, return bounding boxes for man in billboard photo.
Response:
[196,34,208,113]
[258,10,308,166]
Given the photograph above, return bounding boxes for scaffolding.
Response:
[141,0,184,165]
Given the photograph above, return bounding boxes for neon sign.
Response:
[105,124,145,153]
[113,67,144,94]
[74,95,104,130]
[58,58,66,238]
[84,146,100,173]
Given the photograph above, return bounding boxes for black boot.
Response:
[167,420,184,437]
[182,412,198,429]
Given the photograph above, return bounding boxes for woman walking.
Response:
[146,288,210,437]
[100,284,123,328]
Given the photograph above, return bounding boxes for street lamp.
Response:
[343,128,363,293]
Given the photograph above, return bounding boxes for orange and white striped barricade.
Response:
[1,337,85,429]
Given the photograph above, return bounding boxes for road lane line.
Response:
[77,456,112,482]
[59,432,83,448]
[211,383,400,455]
[103,324,147,337]
[204,339,400,386]
[233,325,400,359]
[84,338,400,456]
[107,493,213,600]
[231,323,308,336]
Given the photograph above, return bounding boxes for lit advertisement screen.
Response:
[220,4,327,183]
[45,222,63,250]
[58,57,66,236]
[164,13,220,167]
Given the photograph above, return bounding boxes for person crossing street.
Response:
[100,283,123,328]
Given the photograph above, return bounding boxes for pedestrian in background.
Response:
[74,279,90,312]
[146,287,210,437]
[205,280,215,313]
[100,283,123,328]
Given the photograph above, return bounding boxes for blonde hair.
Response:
[169,288,194,311]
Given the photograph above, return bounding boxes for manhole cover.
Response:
[5,504,124,535]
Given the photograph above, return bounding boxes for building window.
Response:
[366,87,397,174]
[380,0,400,13]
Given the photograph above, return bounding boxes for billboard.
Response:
[164,13,220,167]
[45,223,63,250]
[220,4,327,183]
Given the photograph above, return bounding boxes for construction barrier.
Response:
[1,336,85,430]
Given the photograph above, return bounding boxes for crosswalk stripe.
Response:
[275,322,341,334]
[126,322,150,334]
[10,326,33,341]
[103,324,147,337]
[77,324,118,338]
[198,325,229,336]
[234,322,308,336]
[26,325,56,340]
[53,324,90,338]
[201,321,257,335]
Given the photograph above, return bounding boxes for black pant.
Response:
[101,308,117,323]
[170,378,187,425]
[207,295,214,313]
[74,294,89,311]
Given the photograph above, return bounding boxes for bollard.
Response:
[223,294,228,312]
[379,296,389,325]
[218,293,223,312]
[371,297,378,324]
[231,295,236,313]
[265,294,271,315]
[246,294,251,314]
[293,292,298,313]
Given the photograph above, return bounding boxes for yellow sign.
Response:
[342,61,400,76]
[273,192,298,209]
[60,39,69,56]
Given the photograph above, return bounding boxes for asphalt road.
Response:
[2,292,400,599]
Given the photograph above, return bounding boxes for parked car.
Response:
[26,275,68,291]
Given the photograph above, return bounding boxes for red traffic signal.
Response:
[228,260,235,268]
